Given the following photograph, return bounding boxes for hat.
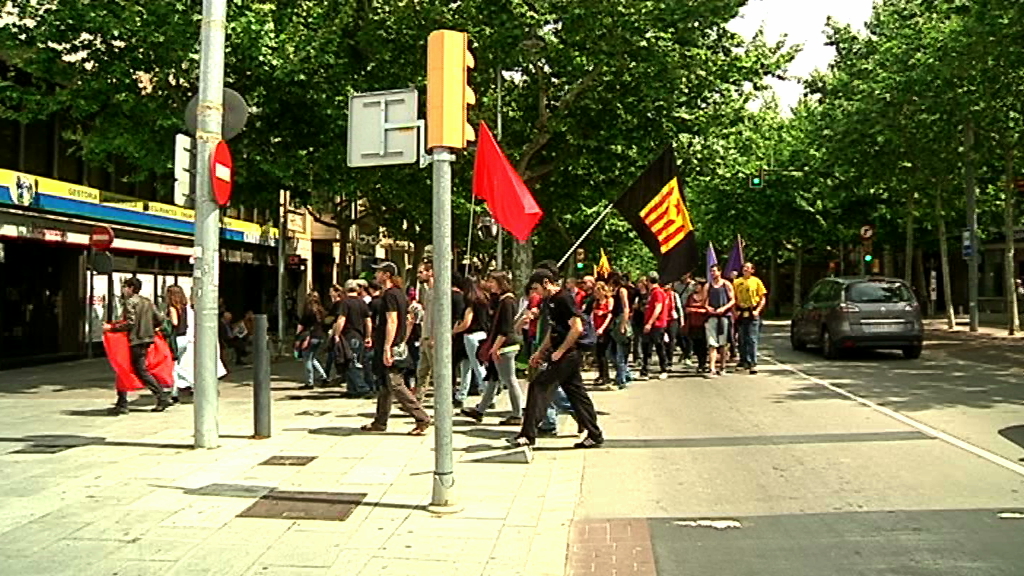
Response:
[372,261,399,277]
[344,279,361,292]
[647,272,660,284]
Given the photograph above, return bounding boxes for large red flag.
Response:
[103,332,175,393]
[472,122,543,243]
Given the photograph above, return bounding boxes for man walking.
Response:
[361,262,431,436]
[335,280,373,398]
[105,278,170,414]
[415,261,434,403]
[734,262,768,374]
[509,269,604,449]
[704,264,736,377]
[640,272,670,380]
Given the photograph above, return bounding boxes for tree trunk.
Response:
[793,246,804,309]
[1005,147,1019,335]
[883,246,895,277]
[904,193,915,282]
[936,191,956,329]
[512,239,533,296]
[769,244,780,318]
[914,246,927,315]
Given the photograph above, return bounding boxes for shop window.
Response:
[0,119,18,170]
[22,119,54,176]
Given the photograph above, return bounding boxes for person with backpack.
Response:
[508,269,604,449]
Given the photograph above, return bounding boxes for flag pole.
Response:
[465,194,476,277]
[557,202,617,267]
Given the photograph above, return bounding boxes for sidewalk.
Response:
[0,357,584,576]
[924,317,1023,341]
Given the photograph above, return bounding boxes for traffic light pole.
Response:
[193,0,228,448]
[429,147,460,514]
[965,120,980,333]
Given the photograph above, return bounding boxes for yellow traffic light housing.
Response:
[427,30,475,150]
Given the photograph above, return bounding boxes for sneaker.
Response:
[108,404,130,416]
[460,407,484,423]
[659,372,669,380]
[749,367,758,375]
[574,436,604,449]
[506,436,535,448]
[152,397,172,413]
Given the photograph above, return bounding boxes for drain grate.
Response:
[260,455,317,466]
[238,490,367,521]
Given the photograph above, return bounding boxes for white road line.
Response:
[771,359,1024,479]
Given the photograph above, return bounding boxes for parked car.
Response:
[790,276,924,359]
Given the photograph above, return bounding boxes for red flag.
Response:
[103,332,175,393]
[473,122,543,243]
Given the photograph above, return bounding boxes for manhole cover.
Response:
[11,445,73,454]
[238,490,367,521]
[260,455,317,466]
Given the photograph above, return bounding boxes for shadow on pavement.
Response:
[0,433,193,453]
[765,327,1024,413]
[997,425,1024,461]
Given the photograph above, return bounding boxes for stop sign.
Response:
[211,140,233,206]
[90,225,115,251]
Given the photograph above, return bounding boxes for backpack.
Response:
[577,314,598,350]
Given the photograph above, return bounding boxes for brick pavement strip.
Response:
[567,519,657,576]
[0,358,586,575]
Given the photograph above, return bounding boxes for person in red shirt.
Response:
[641,272,670,380]
[590,282,614,386]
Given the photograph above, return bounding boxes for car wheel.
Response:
[902,344,922,360]
[822,328,839,360]
[790,325,806,351]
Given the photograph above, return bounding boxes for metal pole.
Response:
[557,202,616,267]
[192,0,228,448]
[965,119,979,332]
[495,71,503,272]
[278,190,288,351]
[429,147,459,513]
[87,257,94,359]
[253,314,271,438]
[465,194,476,277]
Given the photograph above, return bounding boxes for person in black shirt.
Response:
[509,270,604,449]
[323,284,344,383]
[335,280,373,397]
[295,291,328,390]
[361,261,431,435]
[461,271,524,425]
[452,275,491,407]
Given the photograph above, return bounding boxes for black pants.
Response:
[666,321,680,368]
[594,335,611,383]
[519,349,602,443]
[641,327,668,376]
[689,329,708,370]
[119,342,165,406]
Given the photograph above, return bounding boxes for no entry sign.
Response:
[90,225,115,251]
[211,140,233,206]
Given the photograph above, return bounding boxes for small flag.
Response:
[706,242,718,281]
[723,235,745,279]
[472,122,544,243]
[613,146,699,283]
[595,249,612,279]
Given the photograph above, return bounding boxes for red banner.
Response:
[102,332,175,393]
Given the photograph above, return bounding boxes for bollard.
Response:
[253,314,271,439]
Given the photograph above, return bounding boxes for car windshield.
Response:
[846,281,914,304]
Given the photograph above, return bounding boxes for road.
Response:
[570,323,1024,575]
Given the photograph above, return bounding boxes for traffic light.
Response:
[749,167,764,189]
[864,254,874,263]
[426,30,475,150]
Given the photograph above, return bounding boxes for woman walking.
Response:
[607,273,633,389]
[165,285,189,402]
[296,291,328,390]
[452,276,490,407]
[462,272,524,425]
[685,278,710,373]
[591,282,614,387]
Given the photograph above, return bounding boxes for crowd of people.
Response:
[103,257,768,449]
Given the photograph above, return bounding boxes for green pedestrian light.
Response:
[576,262,585,270]
[864,254,874,263]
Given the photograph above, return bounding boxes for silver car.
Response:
[790,277,924,359]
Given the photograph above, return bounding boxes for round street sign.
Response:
[184,88,249,141]
[90,225,115,251]
[211,140,233,207]
[860,225,875,240]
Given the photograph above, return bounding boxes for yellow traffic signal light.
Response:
[427,30,475,150]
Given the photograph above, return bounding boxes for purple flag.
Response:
[705,242,718,280]
[723,235,745,279]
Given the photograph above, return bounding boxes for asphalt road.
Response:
[574,324,1024,575]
